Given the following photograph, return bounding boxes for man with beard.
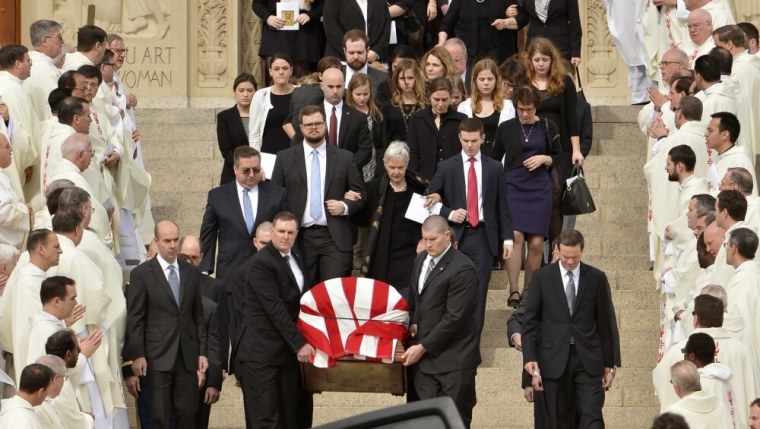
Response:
[271,105,366,284]
[342,30,389,103]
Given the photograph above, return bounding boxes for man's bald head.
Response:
[702,221,725,256]
[253,221,273,250]
[700,284,728,311]
[60,133,93,172]
[179,235,202,267]
[688,9,713,46]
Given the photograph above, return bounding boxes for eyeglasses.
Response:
[302,121,325,129]
[659,60,681,67]
[517,107,536,114]
[113,48,129,54]
[45,34,64,41]
[240,167,261,175]
[83,82,99,89]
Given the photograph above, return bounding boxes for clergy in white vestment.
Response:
[42,330,94,429]
[23,21,64,123]
[713,26,760,162]
[0,243,19,297]
[724,227,760,363]
[0,133,31,249]
[737,22,759,55]
[698,284,754,346]
[663,360,733,429]
[33,355,66,429]
[653,295,760,428]
[46,134,113,249]
[0,229,61,384]
[61,26,106,73]
[40,98,91,204]
[710,189,754,286]
[49,207,126,429]
[702,221,735,287]
[693,55,737,124]
[654,5,688,88]
[718,167,760,231]
[26,276,79,366]
[682,0,736,30]
[0,363,54,429]
[685,10,718,69]
[706,112,758,195]
[0,45,41,205]
[604,0,651,103]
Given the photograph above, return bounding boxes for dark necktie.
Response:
[329,106,337,146]
[566,271,576,315]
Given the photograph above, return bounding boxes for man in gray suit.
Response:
[402,215,480,428]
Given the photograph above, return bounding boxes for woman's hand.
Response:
[506,4,518,17]
[572,151,585,166]
[267,15,285,30]
[427,1,437,21]
[297,13,311,25]
[523,155,548,171]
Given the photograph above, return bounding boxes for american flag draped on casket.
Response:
[297,277,410,368]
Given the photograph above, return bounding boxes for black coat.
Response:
[323,0,391,61]
[517,0,582,59]
[216,106,248,185]
[407,107,467,180]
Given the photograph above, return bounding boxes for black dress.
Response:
[261,93,293,154]
[476,110,500,158]
[382,102,421,144]
[536,75,578,180]
[253,0,325,63]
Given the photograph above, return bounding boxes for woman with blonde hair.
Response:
[525,37,582,239]
[346,73,385,181]
[457,58,515,156]
[382,58,427,144]
[420,46,456,82]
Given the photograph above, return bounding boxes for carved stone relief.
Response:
[584,0,617,89]
[53,0,171,40]
[240,0,265,85]
[196,0,228,87]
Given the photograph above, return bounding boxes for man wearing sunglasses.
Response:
[200,146,289,281]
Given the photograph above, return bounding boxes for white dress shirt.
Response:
[354,0,369,34]
[156,254,180,284]
[418,245,452,293]
[280,250,305,292]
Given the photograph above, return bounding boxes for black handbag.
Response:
[561,165,596,215]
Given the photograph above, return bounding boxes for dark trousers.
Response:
[145,349,199,429]
[238,358,313,429]
[196,388,212,429]
[413,366,477,428]
[300,227,352,284]
[457,225,494,333]
[543,346,605,429]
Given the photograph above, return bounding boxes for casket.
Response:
[297,277,409,395]
[300,343,406,395]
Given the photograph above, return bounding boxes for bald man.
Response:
[180,235,222,303]
[685,10,717,67]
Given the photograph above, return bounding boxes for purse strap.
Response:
[574,66,583,92]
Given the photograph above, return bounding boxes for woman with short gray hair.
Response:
[352,141,426,299]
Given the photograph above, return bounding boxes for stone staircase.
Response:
[135,105,659,428]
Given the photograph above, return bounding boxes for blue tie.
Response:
[242,189,254,235]
[310,149,323,221]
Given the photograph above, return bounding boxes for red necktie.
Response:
[467,157,479,227]
[329,106,337,146]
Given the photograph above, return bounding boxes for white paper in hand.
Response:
[260,152,277,180]
[405,193,441,224]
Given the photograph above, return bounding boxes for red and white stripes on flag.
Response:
[297,277,410,368]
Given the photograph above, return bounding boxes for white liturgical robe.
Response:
[0,396,42,429]
[26,312,66,366]
[711,145,758,197]
[725,51,760,161]
[34,398,64,429]
[724,260,760,365]
[23,51,60,123]
[51,378,94,429]
[663,390,733,429]
[0,170,30,250]
[699,362,737,428]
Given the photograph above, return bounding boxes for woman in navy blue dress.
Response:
[491,85,561,307]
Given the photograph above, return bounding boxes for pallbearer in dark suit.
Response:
[236,212,316,429]
[271,105,366,285]
[126,221,208,429]
[402,215,481,428]
[425,118,514,333]
[200,146,289,280]
[522,230,620,429]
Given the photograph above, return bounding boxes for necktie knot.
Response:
[469,157,476,164]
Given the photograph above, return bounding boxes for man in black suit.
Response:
[342,29,389,104]
[425,118,514,333]
[200,146,289,280]
[236,211,315,429]
[522,230,620,429]
[272,105,367,285]
[323,0,391,62]
[292,68,373,171]
[126,220,208,429]
[402,215,480,428]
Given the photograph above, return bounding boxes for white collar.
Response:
[156,253,178,273]
[235,179,257,194]
[303,141,327,155]
[559,262,581,280]
[460,151,482,163]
